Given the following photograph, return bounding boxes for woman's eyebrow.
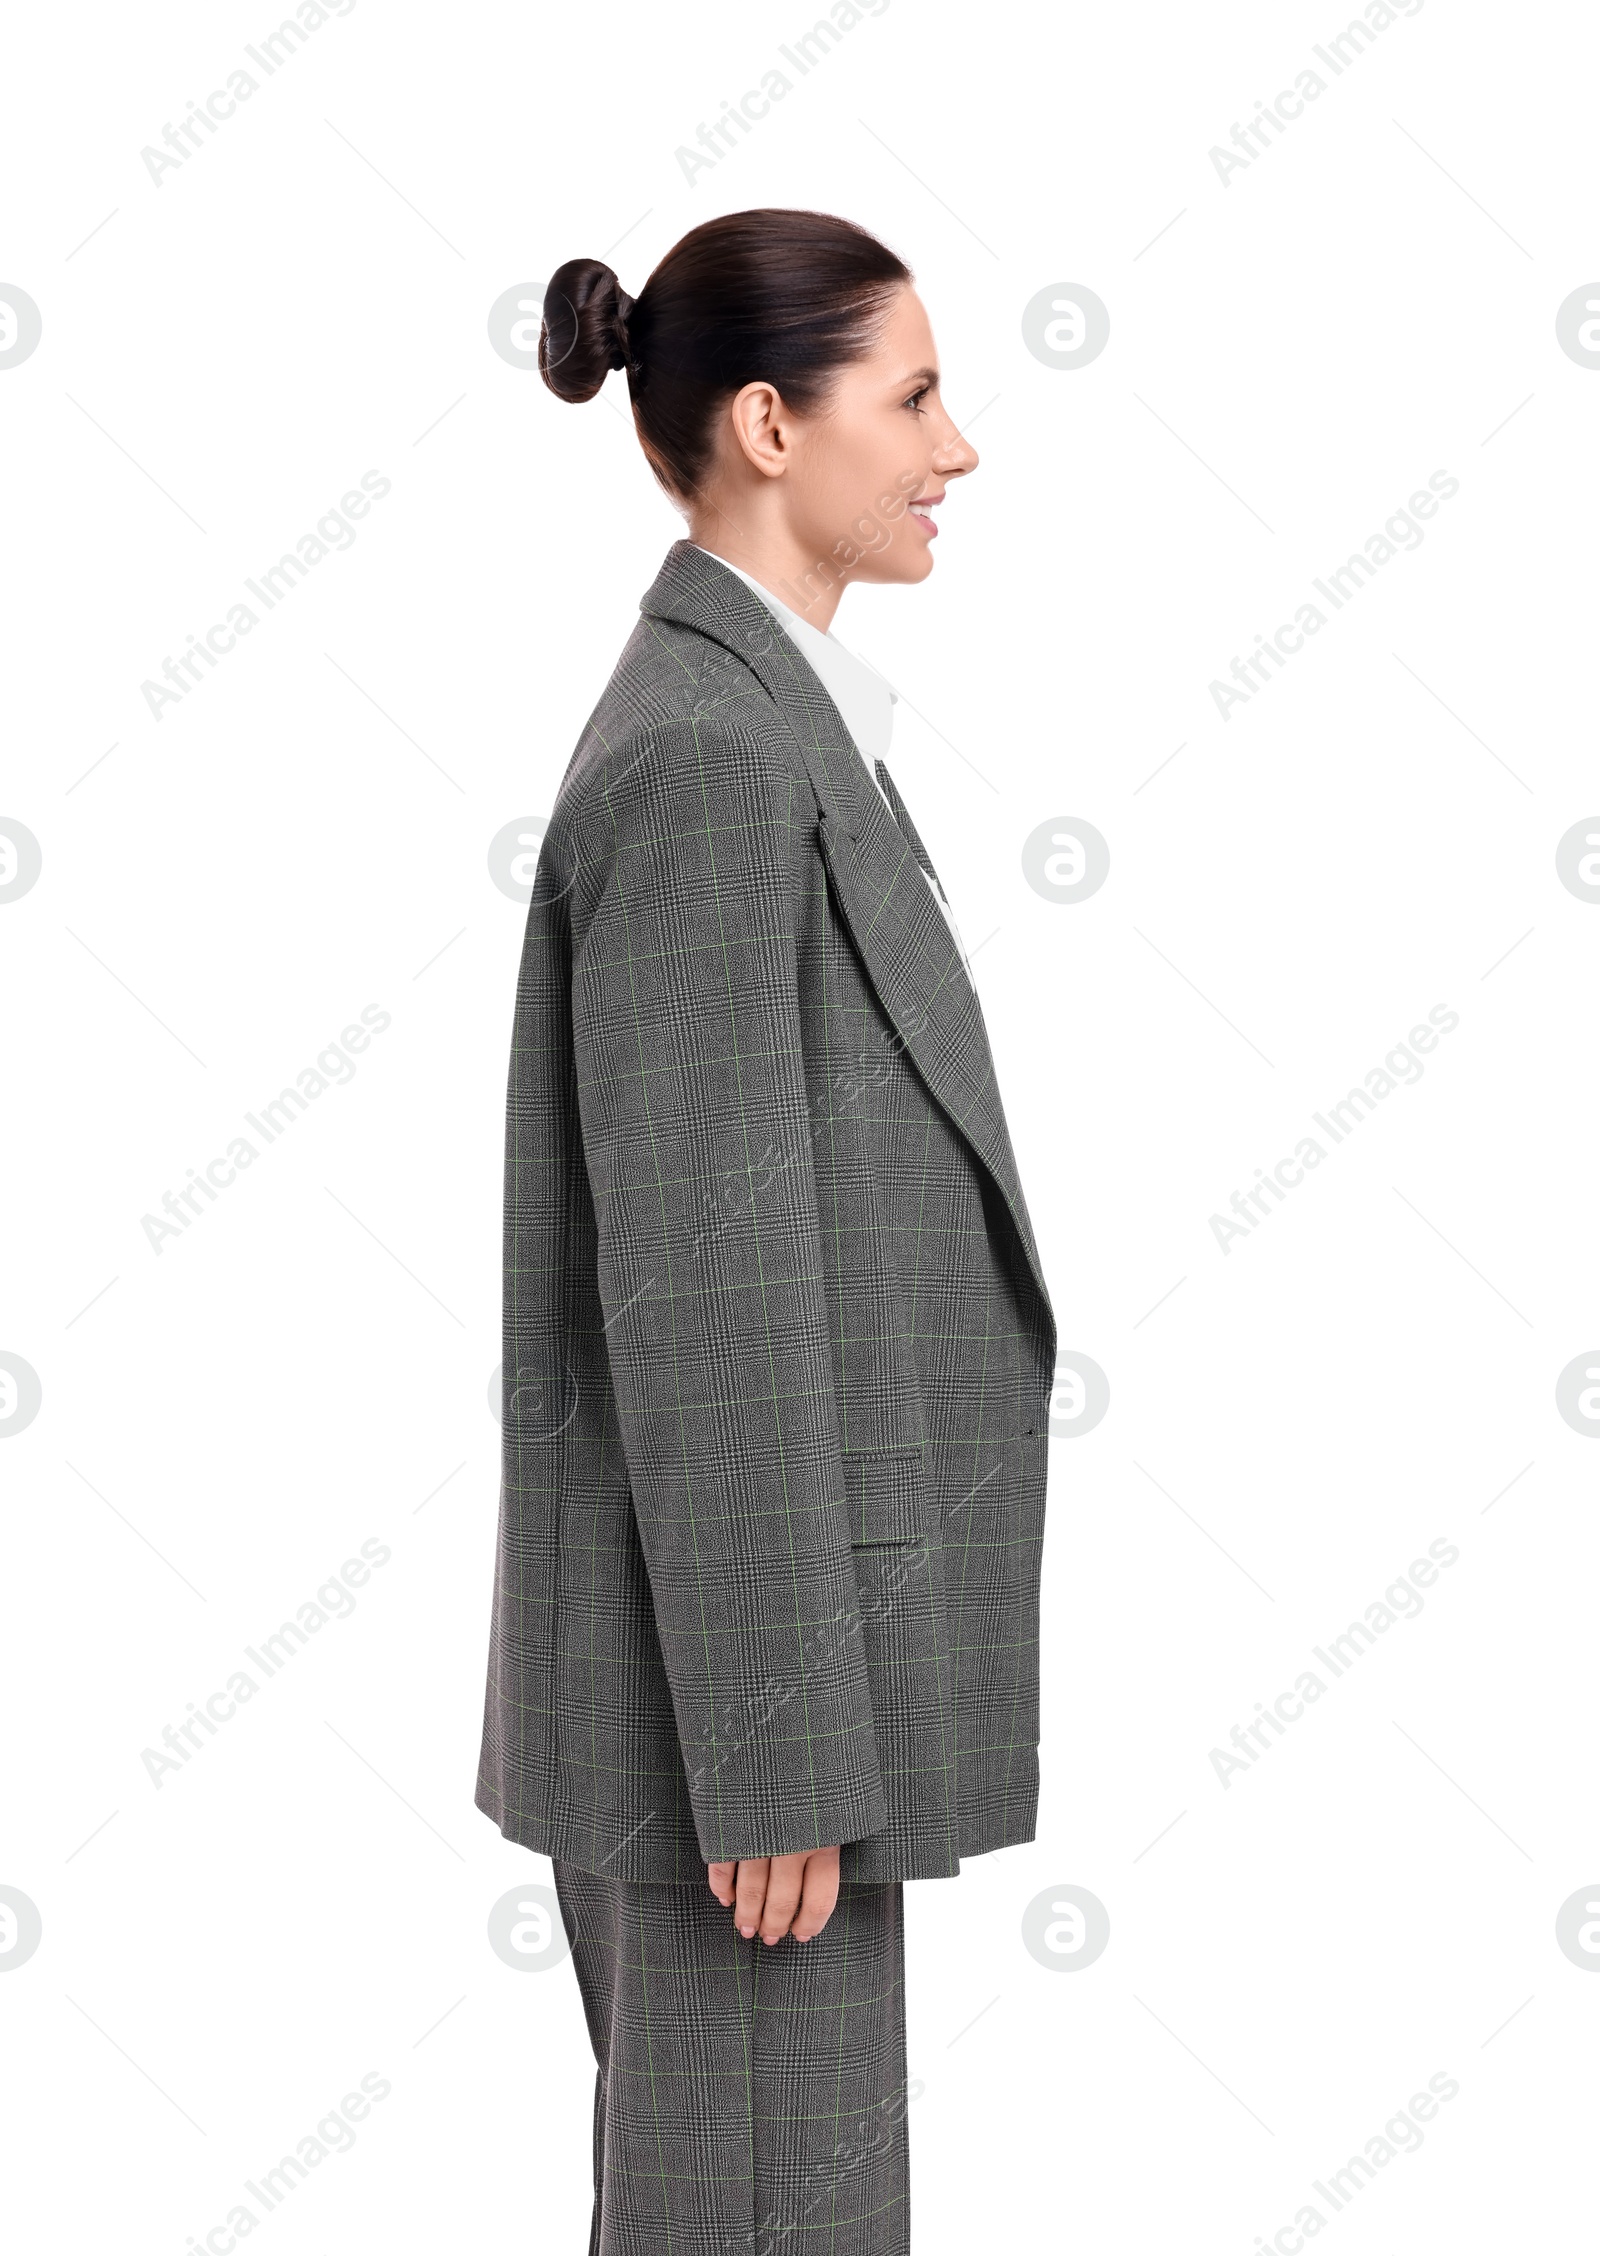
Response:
[893,365,939,388]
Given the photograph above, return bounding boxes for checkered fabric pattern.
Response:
[476,540,1056,1884]
[553,1859,910,2256]
[872,755,964,957]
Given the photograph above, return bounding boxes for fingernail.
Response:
[739,1924,755,1937]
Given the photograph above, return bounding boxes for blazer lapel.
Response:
[640,540,1053,1324]
[873,759,943,892]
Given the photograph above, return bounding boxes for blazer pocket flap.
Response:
[840,1447,927,1546]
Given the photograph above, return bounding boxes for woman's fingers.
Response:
[758,1854,805,1944]
[789,1846,842,1942]
[716,1848,844,1940]
[733,1857,770,1937]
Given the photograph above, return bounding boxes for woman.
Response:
[476,207,1055,2256]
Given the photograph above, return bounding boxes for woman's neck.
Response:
[687,515,846,632]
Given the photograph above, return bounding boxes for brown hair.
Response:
[538,208,911,501]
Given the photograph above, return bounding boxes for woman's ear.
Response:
[726,380,792,481]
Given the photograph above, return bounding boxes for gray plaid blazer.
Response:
[475,540,1056,1884]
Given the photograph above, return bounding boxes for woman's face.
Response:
[705,283,979,606]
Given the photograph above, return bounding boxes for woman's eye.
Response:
[905,389,929,412]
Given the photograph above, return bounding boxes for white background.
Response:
[4,0,1598,2248]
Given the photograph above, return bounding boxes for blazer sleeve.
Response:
[567,720,888,1866]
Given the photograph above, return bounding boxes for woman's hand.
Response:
[707,1846,840,1943]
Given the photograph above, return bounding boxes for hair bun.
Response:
[540,258,634,403]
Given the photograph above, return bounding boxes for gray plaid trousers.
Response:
[476,540,1057,1885]
[554,1860,910,2256]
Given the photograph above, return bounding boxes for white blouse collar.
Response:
[693,546,897,763]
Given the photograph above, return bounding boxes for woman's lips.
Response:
[908,497,941,538]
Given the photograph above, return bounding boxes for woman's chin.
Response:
[855,545,936,588]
